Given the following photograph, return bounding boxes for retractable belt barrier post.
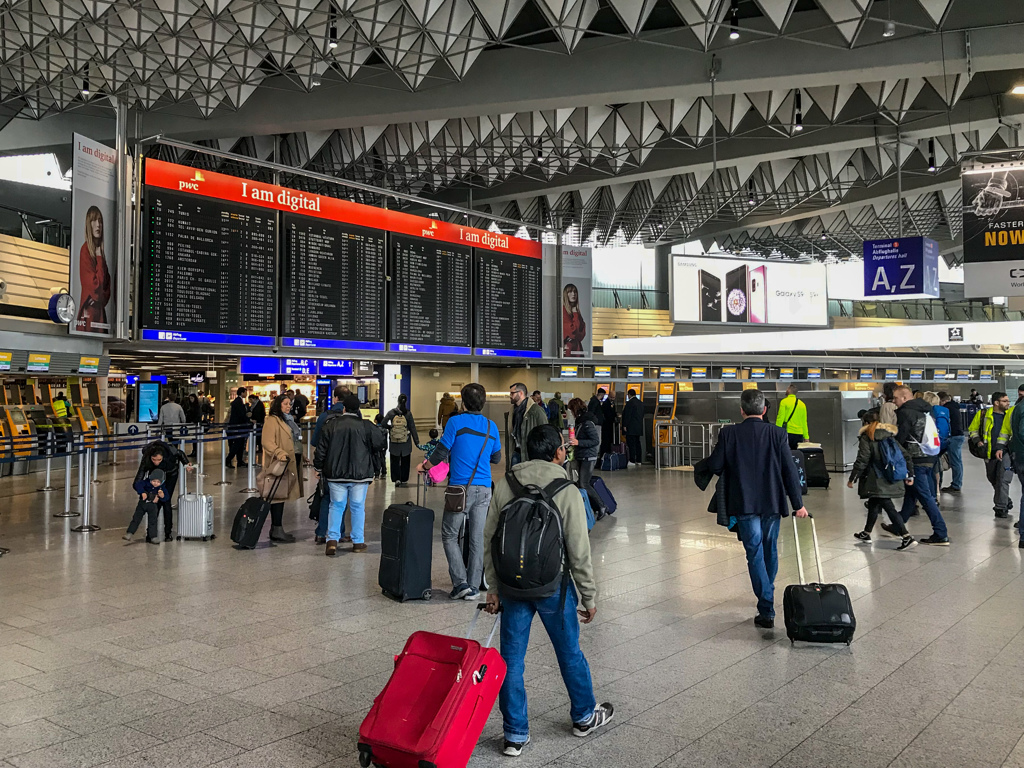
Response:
[75,435,84,498]
[38,432,55,492]
[71,447,100,533]
[216,428,230,486]
[92,445,100,484]
[242,428,257,493]
[54,449,79,518]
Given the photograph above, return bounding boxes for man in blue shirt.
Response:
[420,383,502,601]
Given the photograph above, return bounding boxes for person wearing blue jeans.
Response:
[311,389,347,545]
[890,386,949,545]
[735,514,781,621]
[312,392,383,557]
[483,425,612,757]
[314,493,347,544]
[939,392,965,492]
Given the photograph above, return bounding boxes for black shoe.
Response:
[503,737,530,756]
[941,486,961,493]
[996,509,1010,519]
[898,535,917,551]
[854,531,871,542]
[573,703,614,737]
[1019,541,1024,549]
[164,534,173,542]
[238,463,248,469]
[880,523,899,537]
[314,536,326,545]
[753,615,774,629]
[920,535,951,546]
[224,462,234,469]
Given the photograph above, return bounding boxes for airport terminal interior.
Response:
[4,1,1024,766]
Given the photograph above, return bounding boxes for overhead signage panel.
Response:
[721,367,737,379]
[79,356,99,374]
[860,368,874,380]
[0,352,10,372]
[27,353,50,372]
[661,367,678,379]
[909,369,924,380]
[780,368,794,378]
[627,367,644,379]
[807,368,822,379]
[751,368,766,379]
[594,366,612,378]
[884,369,899,380]
[962,162,1024,297]
[560,365,579,378]
[863,237,940,299]
[980,369,993,380]
[687,367,704,379]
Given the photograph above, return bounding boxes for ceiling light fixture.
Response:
[81,63,90,96]
[328,26,338,49]
[311,76,321,87]
[928,138,936,172]
[883,20,895,37]
[1012,85,1024,95]
[794,91,803,132]
[729,0,739,39]
[747,179,755,204]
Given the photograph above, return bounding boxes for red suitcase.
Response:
[358,607,505,768]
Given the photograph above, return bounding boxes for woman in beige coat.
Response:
[257,394,300,543]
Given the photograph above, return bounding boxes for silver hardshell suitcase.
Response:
[177,465,215,541]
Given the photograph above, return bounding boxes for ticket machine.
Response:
[654,382,680,468]
[0,387,37,462]
[83,380,110,435]
[65,381,100,445]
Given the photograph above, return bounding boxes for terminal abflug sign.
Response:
[144,159,541,260]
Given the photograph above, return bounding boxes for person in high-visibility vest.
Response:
[52,393,68,419]
[968,391,1013,518]
[775,385,809,450]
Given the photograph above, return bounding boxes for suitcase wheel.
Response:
[202,537,208,542]
[176,536,181,541]
[358,744,372,768]
[209,534,216,540]
[422,589,432,600]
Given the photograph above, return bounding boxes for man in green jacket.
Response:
[775,384,809,450]
[483,424,612,757]
[969,391,1013,518]
[509,382,548,464]
[1007,384,1024,544]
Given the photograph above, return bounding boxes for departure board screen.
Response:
[389,234,472,354]
[140,188,277,344]
[282,213,386,351]
[474,250,542,357]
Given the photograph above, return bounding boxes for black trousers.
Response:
[159,472,177,537]
[573,458,604,513]
[391,453,411,483]
[626,435,643,464]
[269,502,284,527]
[865,498,907,535]
[787,433,802,450]
[373,449,386,476]
[600,424,615,456]
[226,436,247,466]
[127,500,160,540]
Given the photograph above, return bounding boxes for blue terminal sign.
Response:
[239,358,354,376]
[863,237,940,298]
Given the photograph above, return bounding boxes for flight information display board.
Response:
[282,213,386,351]
[389,234,472,354]
[140,188,277,345]
[473,250,542,357]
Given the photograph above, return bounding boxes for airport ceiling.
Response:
[1,0,1023,256]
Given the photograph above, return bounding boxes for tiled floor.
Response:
[2,447,1024,767]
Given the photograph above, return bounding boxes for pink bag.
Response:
[427,461,449,485]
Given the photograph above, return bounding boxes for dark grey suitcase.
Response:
[379,502,434,602]
[799,446,830,488]
[783,515,856,645]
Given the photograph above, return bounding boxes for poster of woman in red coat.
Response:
[75,205,111,334]
[562,282,587,357]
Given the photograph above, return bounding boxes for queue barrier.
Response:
[654,420,726,470]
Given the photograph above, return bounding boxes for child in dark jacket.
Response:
[847,410,916,550]
[124,468,165,545]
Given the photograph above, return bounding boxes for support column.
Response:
[470,362,480,382]
[114,97,131,340]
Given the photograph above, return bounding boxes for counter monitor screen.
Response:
[141,187,277,342]
[282,213,385,345]
[8,408,26,425]
[80,406,96,421]
[389,234,472,353]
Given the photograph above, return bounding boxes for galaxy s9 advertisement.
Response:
[671,256,827,327]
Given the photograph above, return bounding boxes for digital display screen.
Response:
[658,394,675,403]
[9,408,26,425]
[282,213,385,346]
[474,250,542,354]
[138,382,161,422]
[389,235,471,353]
[80,406,96,421]
[141,188,277,341]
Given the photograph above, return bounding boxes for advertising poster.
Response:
[70,134,117,337]
[671,255,827,327]
[962,162,1024,297]
[560,245,592,359]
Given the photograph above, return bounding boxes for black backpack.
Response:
[491,473,574,602]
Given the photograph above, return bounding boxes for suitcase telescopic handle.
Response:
[467,603,501,647]
[791,513,824,585]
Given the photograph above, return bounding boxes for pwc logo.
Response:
[421,219,439,238]
[179,170,205,192]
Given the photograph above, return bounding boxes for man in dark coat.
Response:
[226,386,249,469]
[599,391,617,459]
[621,389,644,467]
[698,389,808,629]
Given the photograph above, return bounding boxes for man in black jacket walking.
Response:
[313,393,385,556]
[700,389,808,628]
[621,389,644,467]
[600,391,617,458]
[891,385,949,545]
[226,387,249,469]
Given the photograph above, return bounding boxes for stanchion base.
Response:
[214,481,232,486]
[37,486,56,492]
[240,487,258,493]
[54,511,81,518]
[0,548,9,557]
[91,480,102,485]
[70,524,100,533]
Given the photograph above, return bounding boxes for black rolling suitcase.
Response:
[230,460,287,549]
[783,515,856,645]
[799,446,830,488]
[379,501,434,602]
[790,450,808,494]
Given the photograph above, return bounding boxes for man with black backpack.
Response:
[483,424,613,757]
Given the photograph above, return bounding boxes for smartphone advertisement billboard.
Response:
[671,256,827,327]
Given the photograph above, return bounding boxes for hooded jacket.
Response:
[896,398,937,466]
[483,458,597,610]
[849,422,910,499]
[571,411,601,461]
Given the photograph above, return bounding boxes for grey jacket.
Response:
[849,422,910,499]
[516,400,549,460]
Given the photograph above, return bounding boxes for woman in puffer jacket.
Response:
[567,397,605,516]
